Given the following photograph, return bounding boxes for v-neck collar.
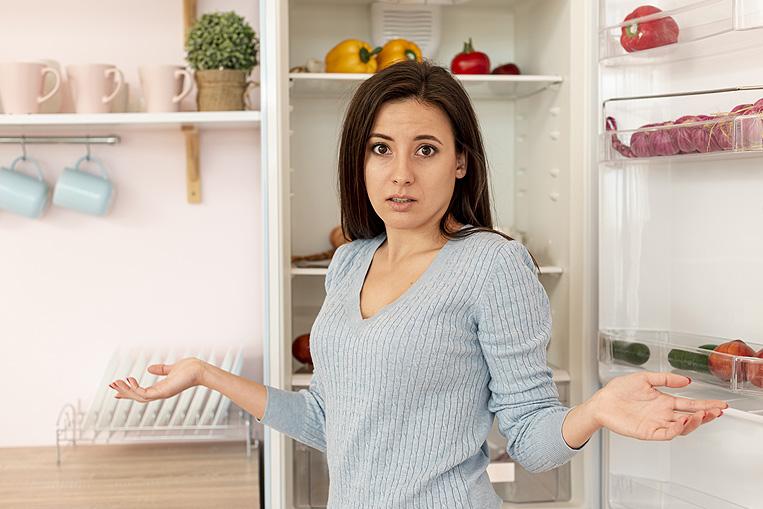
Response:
[347,224,470,326]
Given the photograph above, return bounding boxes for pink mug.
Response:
[0,62,61,114]
[66,64,124,114]
[138,64,193,112]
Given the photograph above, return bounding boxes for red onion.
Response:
[672,115,699,153]
[630,122,662,157]
[651,121,680,156]
[692,115,719,153]
[605,116,634,158]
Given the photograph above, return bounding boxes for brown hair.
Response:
[337,59,517,248]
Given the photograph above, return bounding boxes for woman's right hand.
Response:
[109,357,206,403]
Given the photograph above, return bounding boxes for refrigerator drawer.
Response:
[294,379,571,507]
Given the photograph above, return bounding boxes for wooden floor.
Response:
[0,441,261,509]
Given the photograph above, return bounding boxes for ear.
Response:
[456,152,467,179]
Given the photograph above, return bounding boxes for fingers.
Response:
[147,363,173,376]
[109,377,150,403]
[644,371,692,389]
[672,397,728,413]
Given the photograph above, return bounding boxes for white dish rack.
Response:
[55,346,255,465]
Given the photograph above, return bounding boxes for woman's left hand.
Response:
[589,372,729,440]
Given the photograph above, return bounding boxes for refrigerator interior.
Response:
[285,0,586,507]
[598,0,763,508]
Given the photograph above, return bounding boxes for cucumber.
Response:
[612,340,651,366]
[667,344,717,374]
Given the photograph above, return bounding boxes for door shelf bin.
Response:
[599,329,763,396]
[599,0,763,65]
[601,85,763,163]
[609,474,747,509]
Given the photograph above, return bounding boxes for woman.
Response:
[110,60,727,508]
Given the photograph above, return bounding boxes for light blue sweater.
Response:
[258,226,586,508]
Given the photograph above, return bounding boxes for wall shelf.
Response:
[289,72,563,100]
[0,111,262,129]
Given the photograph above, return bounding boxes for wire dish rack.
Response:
[55,346,255,465]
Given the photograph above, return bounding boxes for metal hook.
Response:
[21,135,27,160]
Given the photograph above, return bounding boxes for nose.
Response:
[392,157,414,185]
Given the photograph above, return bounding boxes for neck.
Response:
[381,216,463,264]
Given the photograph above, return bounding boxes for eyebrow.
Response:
[369,132,443,145]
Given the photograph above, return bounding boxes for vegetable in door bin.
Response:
[325,39,382,73]
[708,340,756,382]
[611,340,651,366]
[620,5,680,53]
[667,344,717,374]
[451,38,490,74]
[747,349,763,388]
[377,39,423,72]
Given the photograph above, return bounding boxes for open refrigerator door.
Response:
[597,0,763,508]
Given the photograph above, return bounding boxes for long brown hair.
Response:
[337,58,514,246]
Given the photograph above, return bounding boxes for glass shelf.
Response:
[609,474,747,509]
[0,111,262,129]
[288,72,562,100]
[601,85,763,164]
[599,329,763,397]
[290,263,564,277]
[599,0,763,66]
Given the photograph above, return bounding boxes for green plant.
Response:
[185,11,259,72]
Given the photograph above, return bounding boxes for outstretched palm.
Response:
[594,372,728,440]
[109,357,204,403]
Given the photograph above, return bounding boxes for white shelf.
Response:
[289,72,563,100]
[0,111,262,129]
[291,366,570,387]
[291,264,564,277]
[609,474,747,509]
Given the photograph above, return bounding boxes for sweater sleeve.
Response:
[253,242,355,452]
[255,374,328,452]
[475,240,588,474]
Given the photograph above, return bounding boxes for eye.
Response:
[417,144,438,157]
[371,143,390,155]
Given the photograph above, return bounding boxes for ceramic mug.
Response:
[0,156,50,218]
[53,156,114,216]
[139,64,193,112]
[0,61,61,114]
[66,64,124,114]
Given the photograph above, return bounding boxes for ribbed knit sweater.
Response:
[257,225,586,508]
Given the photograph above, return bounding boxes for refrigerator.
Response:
[263,0,763,507]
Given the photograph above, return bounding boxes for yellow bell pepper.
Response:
[377,39,423,71]
[325,39,382,73]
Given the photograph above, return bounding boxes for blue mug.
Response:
[0,156,50,218]
[53,155,114,216]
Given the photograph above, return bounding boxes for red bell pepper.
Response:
[620,5,679,53]
[450,38,490,74]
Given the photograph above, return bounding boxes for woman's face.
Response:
[364,98,466,232]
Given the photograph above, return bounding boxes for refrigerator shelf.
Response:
[288,72,563,100]
[599,329,763,397]
[609,474,747,509]
[599,0,763,66]
[601,85,763,163]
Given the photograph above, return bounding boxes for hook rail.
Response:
[0,135,120,144]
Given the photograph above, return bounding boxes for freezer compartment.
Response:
[600,329,763,396]
[601,85,763,163]
[609,474,747,509]
[599,0,763,65]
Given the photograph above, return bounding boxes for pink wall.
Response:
[0,0,264,446]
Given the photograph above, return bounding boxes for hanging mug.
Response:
[0,155,50,218]
[53,156,114,216]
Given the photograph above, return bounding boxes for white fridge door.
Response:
[597,1,763,508]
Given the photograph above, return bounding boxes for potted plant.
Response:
[185,11,259,111]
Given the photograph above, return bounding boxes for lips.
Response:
[387,194,417,202]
